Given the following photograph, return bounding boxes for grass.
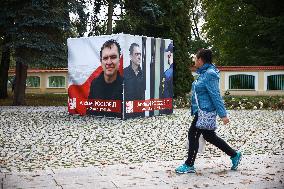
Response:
[0,93,68,106]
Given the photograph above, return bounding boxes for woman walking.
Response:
[175,49,242,174]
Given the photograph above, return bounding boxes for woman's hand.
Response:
[222,117,229,125]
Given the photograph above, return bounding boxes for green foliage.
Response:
[87,0,107,36]
[173,94,190,108]
[114,0,194,97]
[188,38,219,65]
[174,93,284,110]
[223,95,284,110]
[0,0,88,68]
[69,0,88,37]
[201,0,284,66]
[87,0,123,36]
[1,92,283,110]
[242,0,284,18]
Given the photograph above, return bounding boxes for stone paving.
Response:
[1,155,283,189]
[0,107,284,188]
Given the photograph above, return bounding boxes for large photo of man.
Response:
[159,41,174,115]
[161,42,174,99]
[124,43,145,118]
[68,34,173,118]
[87,39,123,118]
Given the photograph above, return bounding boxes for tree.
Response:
[114,0,194,97]
[87,0,105,36]
[201,0,284,66]
[70,0,88,37]
[106,0,114,34]
[191,0,202,40]
[0,0,87,104]
[87,0,122,36]
[188,0,215,60]
[0,36,11,99]
[12,0,69,104]
[242,0,284,17]
[0,1,13,99]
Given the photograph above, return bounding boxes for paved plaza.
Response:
[0,107,283,188]
[1,155,284,189]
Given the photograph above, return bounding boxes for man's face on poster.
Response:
[167,50,173,65]
[101,44,120,79]
[130,46,141,66]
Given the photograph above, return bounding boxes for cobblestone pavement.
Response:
[0,107,283,188]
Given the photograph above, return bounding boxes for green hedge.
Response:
[223,95,284,110]
[0,93,68,106]
[173,94,284,110]
[1,93,283,110]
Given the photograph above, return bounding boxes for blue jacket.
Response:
[191,63,227,118]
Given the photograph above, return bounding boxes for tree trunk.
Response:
[0,35,11,99]
[12,61,28,105]
[106,0,114,34]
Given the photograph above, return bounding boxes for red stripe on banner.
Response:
[125,98,172,113]
[68,98,122,115]
[119,54,124,75]
[84,99,121,113]
[68,66,103,115]
[68,55,124,115]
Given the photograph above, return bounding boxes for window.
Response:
[267,74,284,90]
[48,76,65,88]
[229,74,255,90]
[26,76,40,88]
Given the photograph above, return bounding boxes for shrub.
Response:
[173,94,284,110]
[223,96,284,110]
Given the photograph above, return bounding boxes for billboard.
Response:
[67,34,173,119]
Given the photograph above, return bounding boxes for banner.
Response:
[67,34,173,119]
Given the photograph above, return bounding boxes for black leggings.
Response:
[185,115,236,166]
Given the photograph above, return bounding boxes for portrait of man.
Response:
[87,39,123,117]
[68,34,173,117]
[159,42,174,115]
[161,42,174,98]
[123,43,145,118]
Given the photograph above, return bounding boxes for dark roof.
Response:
[217,66,284,71]
[9,68,68,73]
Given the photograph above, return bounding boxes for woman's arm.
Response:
[204,70,227,118]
